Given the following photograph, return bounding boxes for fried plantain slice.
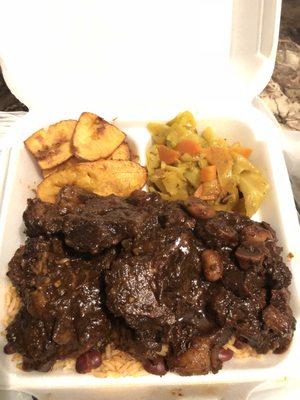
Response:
[42,157,81,178]
[108,142,131,161]
[25,120,77,169]
[72,112,125,161]
[37,160,147,203]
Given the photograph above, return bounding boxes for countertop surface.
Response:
[260,0,300,131]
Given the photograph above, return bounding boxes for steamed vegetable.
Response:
[157,145,179,165]
[231,153,269,216]
[146,111,269,216]
[175,140,203,155]
[199,165,217,182]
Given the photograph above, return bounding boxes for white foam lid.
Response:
[0,0,281,116]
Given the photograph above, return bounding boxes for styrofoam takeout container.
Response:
[0,1,300,399]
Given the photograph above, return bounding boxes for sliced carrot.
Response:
[230,146,252,158]
[175,140,202,155]
[199,165,217,182]
[157,145,179,165]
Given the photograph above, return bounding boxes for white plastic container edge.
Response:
[0,1,300,399]
[1,105,300,400]
[0,0,282,116]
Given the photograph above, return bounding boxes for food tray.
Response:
[0,104,299,400]
[0,1,299,398]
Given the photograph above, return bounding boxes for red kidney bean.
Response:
[22,359,34,372]
[142,356,167,376]
[240,225,273,243]
[218,348,234,362]
[233,339,246,350]
[235,242,265,270]
[184,197,216,219]
[3,343,15,355]
[76,350,102,374]
[201,249,224,282]
[37,360,54,372]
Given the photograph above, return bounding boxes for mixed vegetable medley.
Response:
[147,111,269,216]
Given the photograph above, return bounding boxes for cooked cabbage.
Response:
[146,111,269,216]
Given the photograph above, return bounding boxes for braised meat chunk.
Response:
[24,198,63,236]
[24,186,150,254]
[4,187,295,376]
[168,329,232,375]
[6,236,111,371]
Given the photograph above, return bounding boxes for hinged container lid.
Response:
[0,0,281,115]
